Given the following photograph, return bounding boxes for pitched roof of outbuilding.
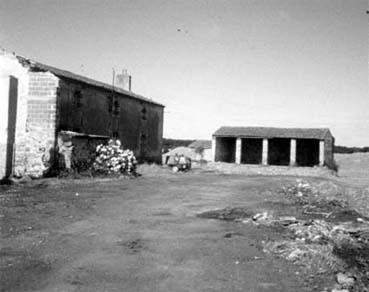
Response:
[16,55,164,107]
[213,127,332,140]
[188,140,212,149]
[162,147,197,160]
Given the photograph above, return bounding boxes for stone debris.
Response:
[252,211,269,222]
[197,179,369,291]
[336,272,355,288]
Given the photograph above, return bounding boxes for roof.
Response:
[188,140,212,149]
[16,55,164,107]
[213,127,332,140]
[162,147,197,160]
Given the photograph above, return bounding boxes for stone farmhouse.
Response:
[0,50,164,178]
[212,127,335,168]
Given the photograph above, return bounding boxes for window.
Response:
[108,96,120,115]
[107,96,113,113]
[73,90,83,108]
[141,106,147,120]
[113,99,120,115]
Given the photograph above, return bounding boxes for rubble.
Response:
[336,272,355,288]
[196,179,369,291]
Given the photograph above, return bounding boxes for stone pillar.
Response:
[319,140,324,166]
[212,136,216,162]
[290,139,296,166]
[235,138,241,164]
[262,138,268,165]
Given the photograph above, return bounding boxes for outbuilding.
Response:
[212,127,335,168]
[0,50,164,178]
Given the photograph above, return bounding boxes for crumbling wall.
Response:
[58,132,109,172]
[0,53,31,178]
[14,71,58,177]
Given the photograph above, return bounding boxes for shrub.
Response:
[92,139,137,175]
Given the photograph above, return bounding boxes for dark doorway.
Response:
[215,137,236,163]
[241,138,262,164]
[296,139,319,166]
[268,138,290,166]
[5,76,18,177]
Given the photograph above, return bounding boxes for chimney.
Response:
[115,69,132,91]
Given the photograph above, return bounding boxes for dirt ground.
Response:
[1,154,368,292]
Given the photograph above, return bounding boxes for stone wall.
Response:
[57,131,109,172]
[324,136,335,168]
[13,71,59,177]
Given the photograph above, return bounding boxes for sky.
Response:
[0,0,368,146]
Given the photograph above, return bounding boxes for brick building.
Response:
[0,51,164,178]
[212,127,335,168]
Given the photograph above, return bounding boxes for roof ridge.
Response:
[213,126,333,140]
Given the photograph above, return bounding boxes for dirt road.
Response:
[1,173,337,292]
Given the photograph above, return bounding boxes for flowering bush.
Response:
[92,139,137,175]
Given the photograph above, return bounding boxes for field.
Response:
[0,153,368,292]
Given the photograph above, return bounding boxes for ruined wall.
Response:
[0,54,59,178]
[57,79,164,163]
[57,132,109,172]
[0,54,31,178]
[13,71,59,177]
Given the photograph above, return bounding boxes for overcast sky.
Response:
[0,0,367,146]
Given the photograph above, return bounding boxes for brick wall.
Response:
[13,71,59,177]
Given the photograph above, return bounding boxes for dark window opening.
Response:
[73,90,83,108]
[107,96,113,113]
[113,99,120,115]
[141,107,147,114]
[112,131,119,139]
